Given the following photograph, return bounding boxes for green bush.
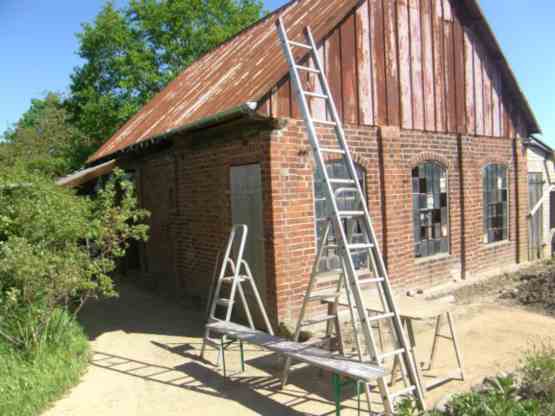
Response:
[396,342,555,416]
[520,341,555,415]
[0,309,89,416]
[0,166,148,353]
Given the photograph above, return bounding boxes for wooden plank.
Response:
[432,0,445,132]
[474,41,484,135]
[384,0,401,126]
[453,16,466,134]
[341,13,358,125]
[421,0,435,131]
[356,0,374,125]
[442,0,452,22]
[491,64,501,137]
[464,27,475,135]
[326,28,343,121]
[483,54,493,137]
[444,18,456,132]
[409,0,424,130]
[276,77,292,118]
[207,321,385,382]
[398,0,413,129]
[370,0,387,125]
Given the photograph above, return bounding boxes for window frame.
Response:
[482,164,510,244]
[313,160,367,272]
[411,161,450,259]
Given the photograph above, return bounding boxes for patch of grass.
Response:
[0,311,89,416]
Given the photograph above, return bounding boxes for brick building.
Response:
[85,0,541,325]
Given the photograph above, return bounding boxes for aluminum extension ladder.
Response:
[276,18,426,414]
[200,225,274,362]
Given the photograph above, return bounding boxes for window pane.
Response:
[412,162,449,258]
[314,160,367,272]
[483,164,508,243]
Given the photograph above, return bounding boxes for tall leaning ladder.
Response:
[276,18,426,414]
[200,225,274,362]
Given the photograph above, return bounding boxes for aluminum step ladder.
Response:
[200,225,274,362]
[276,18,426,414]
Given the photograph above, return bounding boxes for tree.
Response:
[68,0,265,147]
[0,93,92,177]
[0,166,149,352]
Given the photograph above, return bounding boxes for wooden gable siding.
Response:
[258,0,527,138]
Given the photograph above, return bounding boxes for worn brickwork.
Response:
[128,117,529,326]
[268,119,529,324]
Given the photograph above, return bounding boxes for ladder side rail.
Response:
[304,23,424,402]
[305,25,426,408]
[225,225,249,322]
[241,259,275,336]
[236,277,256,329]
[209,227,238,320]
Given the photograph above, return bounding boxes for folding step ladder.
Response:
[200,225,274,362]
[276,18,426,414]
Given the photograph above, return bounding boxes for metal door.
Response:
[528,173,544,261]
[230,164,267,304]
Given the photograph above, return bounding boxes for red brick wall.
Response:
[128,118,529,326]
[268,119,529,324]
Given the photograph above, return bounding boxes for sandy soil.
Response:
[42,282,555,416]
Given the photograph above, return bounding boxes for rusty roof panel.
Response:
[89,0,540,164]
[89,0,365,163]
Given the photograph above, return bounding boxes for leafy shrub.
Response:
[0,166,148,353]
[520,341,555,415]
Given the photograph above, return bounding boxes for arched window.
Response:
[412,162,449,258]
[314,160,366,271]
[483,164,508,243]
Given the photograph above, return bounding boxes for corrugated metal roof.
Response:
[88,0,541,164]
[88,0,364,163]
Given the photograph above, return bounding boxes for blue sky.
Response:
[1,1,554,144]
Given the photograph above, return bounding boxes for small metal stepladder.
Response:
[200,225,274,370]
[276,18,427,414]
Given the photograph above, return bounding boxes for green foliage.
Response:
[0,92,92,177]
[68,0,265,146]
[0,310,89,416]
[520,341,555,415]
[0,166,148,353]
[397,343,555,416]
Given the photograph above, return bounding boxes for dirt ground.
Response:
[42,280,555,416]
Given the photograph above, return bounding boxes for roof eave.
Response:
[87,102,271,166]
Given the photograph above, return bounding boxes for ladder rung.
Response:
[390,385,417,401]
[366,312,395,322]
[312,119,337,126]
[308,291,341,301]
[221,275,249,283]
[320,147,346,155]
[304,91,328,99]
[347,243,374,251]
[300,315,337,327]
[296,65,320,74]
[358,277,385,287]
[289,40,313,50]
[329,179,356,185]
[338,210,365,218]
[216,299,234,307]
[378,348,406,360]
